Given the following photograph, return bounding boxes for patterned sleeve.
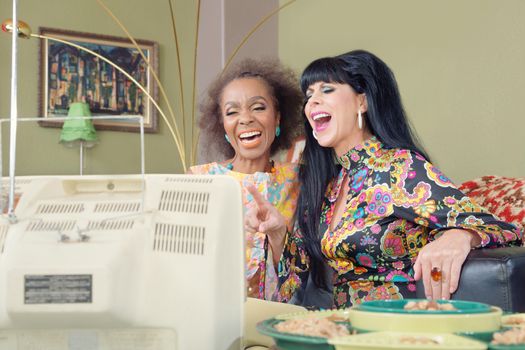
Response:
[390,150,523,248]
[275,221,310,303]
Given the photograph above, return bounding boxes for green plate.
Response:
[256,318,336,350]
[356,299,492,314]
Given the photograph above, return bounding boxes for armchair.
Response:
[417,176,525,312]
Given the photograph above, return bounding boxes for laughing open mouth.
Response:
[312,112,331,132]
[239,130,262,143]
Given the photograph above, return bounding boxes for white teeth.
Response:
[239,131,261,139]
[312,113,331,121]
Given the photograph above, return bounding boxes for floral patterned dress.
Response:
[277,137,522,308]
[189,161,299,300]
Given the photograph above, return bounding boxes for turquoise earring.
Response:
[225,134,231,143]
[275,125,281,137]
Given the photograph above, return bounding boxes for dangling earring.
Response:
[225,134,231,143]
[358,110,363,130]
[275,125,281,137]
[312,130,318,140]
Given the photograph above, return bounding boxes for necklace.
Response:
[225,159,276,174]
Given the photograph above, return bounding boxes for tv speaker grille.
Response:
[94,202,141,213]
[153,223,205,255]
[36,203,85,214]
[165,177,213,184]
[87,220,135,231]
[27,220,76,232]
[158,191,209,214]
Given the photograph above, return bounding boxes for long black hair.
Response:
[297,50,430,289]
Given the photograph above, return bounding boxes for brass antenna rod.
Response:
[168,0,187,156]
[96,0,187,170]
[190,0,201,165]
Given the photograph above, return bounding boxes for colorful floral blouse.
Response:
[189,161,299,300]
[277,137,522,308]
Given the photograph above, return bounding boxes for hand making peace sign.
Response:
[244,184,287,264]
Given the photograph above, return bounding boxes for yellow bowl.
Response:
[348,306,502,333]
[501,313,525,328]
[329,331,487,350]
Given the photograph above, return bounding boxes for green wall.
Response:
[3,1,524,182]
[0,0,198,176]
[279,0,525,183]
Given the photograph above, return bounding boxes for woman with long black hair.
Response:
[245,50,522,308]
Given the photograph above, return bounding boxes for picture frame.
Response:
[38,27,159,133]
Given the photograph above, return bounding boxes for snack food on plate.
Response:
[492,327,525,345]
[399,335,443,345]
[274,316,350,339]
[502,315,525,327]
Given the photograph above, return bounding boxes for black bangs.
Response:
[300,57,349,93]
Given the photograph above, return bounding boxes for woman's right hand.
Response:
[245,184,287,263]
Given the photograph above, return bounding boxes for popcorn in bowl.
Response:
[502,314,525,328]
[403,300,457,311]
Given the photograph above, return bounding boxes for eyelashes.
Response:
[304,85,335,101]
[224,104,266,117]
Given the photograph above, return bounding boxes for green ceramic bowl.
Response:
[357,299,492,314]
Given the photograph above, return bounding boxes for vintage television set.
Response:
[0,174,245,350]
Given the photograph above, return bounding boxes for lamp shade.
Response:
[59,102,97,145]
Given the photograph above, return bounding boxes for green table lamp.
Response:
[59,102,98,175]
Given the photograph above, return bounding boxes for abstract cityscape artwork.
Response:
[38,27,159,132]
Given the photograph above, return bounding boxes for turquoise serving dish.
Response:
[256,318,337,350]
[356,299,492,314]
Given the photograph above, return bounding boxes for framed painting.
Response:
[38,27,159,133]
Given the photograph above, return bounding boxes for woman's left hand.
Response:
[244,184,287,263]
[414,229,481,300]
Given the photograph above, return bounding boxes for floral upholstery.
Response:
[459,176,525,237]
